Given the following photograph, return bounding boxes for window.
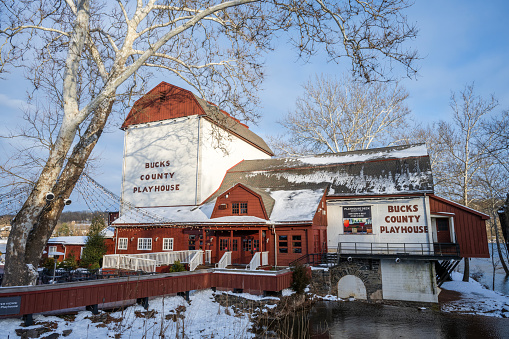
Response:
[232,202,248,214]
[243,239,252,252]
[253,240,259,252]
[118,238,128,250]
[188,235,196,250]
[240,202,248,214]
[278,235,288,253]
[80,247,84,259]
[163,238,174,251]
[220,239,229,251]
[293,235,302,253]
[137,238,152,250]
[48,246,57,254]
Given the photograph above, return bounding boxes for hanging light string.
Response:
[78,173,173,225]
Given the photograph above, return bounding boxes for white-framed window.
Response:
[80,247,84,259]
[163,238,174,251]
[137,238,152,250]
[48,246,57,254]
[118,238,128,250]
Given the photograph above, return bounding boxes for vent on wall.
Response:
[218,204,228,210]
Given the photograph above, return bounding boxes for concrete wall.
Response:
[380,259,438,303]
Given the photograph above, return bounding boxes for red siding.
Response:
[429,195,489,258]
[211,184,268,219]
[0,270,293,316]
[121,82,206,129]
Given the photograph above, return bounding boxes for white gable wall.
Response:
[197,118,271,203]
[121,116,200,207]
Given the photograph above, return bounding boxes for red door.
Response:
[218,237,241,263]
[436,218,451,243]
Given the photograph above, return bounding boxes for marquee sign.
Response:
[343,206,373,234]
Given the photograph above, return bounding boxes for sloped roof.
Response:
[206,144,433,200]
[121,82,273,155]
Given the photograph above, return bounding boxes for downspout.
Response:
[272,224,277,269]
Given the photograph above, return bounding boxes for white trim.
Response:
[118,238,128,250]
[48,246,57,253]
[137,238,152,251]
[163,238,174,251]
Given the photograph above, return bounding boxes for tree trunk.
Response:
[2,100,113,287]
[462,258,470,282]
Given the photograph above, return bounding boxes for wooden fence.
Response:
[0,268,292,323]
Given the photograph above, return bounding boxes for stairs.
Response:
[435,259,461,287]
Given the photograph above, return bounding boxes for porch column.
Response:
[258,229,262,252]
[230,230,233,252]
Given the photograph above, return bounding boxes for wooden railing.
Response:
[215,252,232,269]
[103,250,204,272]
[246,251,269,270]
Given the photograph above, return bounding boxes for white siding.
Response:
[121,116,200,207]
[327,197,433,251]
[197,118,270,203]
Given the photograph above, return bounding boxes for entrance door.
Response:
[436,218,451,243]
[218,236,241,262]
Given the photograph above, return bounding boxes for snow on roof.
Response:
[113,203,215,225]
[269,189,324,222]
[296,143,428,166]
[101,226,115,238]
[48,236,88,245]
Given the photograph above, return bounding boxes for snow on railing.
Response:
[215,252,232,269]
[337,242,459,257]
[188,250,204,271]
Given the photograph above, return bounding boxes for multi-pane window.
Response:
[240,202,248,214]
[243,239,252,252]
[48,246,57,254]
[188,235,196,250]
[137,238,152,250]
[163,238,174,251]
[232,202,248,214]
[253,240,259,252]
[118,238,128,250]
[220,239,229,251]
[278,235,288,253]
[292,235,302,253]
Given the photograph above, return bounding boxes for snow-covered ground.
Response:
[440,271,509,318]
[1,289,267,338]
[2,272,509,338]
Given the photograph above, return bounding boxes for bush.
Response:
[42,257,56,270]
[59,255,78,270]
[169,260,186,272]
[291,263,311,294]
[80,216,107,269]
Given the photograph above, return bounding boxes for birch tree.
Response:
[271,73,411,155]
[0,0,419,286]
[434,84,499,281]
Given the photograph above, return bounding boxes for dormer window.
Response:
[232,202,248,214]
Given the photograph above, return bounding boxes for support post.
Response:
[86,304,99,315]
[23,314,33,326]
[136,297,149,310]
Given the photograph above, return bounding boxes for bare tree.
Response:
[0,0,419,286]
[271,73,411,155]
[432,84,499,281]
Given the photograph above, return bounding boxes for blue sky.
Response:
[1,0,508,211]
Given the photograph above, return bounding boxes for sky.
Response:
[0,0,508,211]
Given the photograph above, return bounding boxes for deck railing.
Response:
[246,251,269,270]
[215,252,232,269]
[188,250,204,271]
[103,250,203,272]
[337,242,460,257]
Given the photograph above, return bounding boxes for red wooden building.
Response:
[108,82,489,302]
